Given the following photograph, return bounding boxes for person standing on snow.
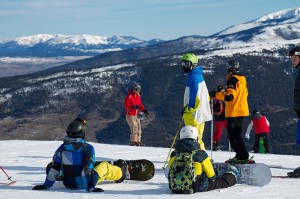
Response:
[212,85,227,151]
[245,110,270,153]
[32,118,127,192]
[181,53,212,150]
[287,46,300,178]
[124,82,149,146]
[166,125,237,194]
[210,60,252,163]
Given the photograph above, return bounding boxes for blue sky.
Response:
[0,0,299,41]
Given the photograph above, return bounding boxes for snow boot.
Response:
[225,156,255,164]
[114,159,127,183]
[225,165,239,181]
[287,167,300,178]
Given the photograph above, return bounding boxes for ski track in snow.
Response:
[0,140,300,199]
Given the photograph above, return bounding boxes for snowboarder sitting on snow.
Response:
[165,125,237,194]
[32,118,127,192]
[245,110,270,153]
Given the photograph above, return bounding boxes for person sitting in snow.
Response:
[32,118,127,192]
[245,110,270,153]
[165,125,237,194]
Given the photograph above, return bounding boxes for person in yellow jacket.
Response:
[181,53,212,150]
[210,60,253,163]
[166,126,237,194]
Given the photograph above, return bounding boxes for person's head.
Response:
[66,118,87,139]
[179,126,198,141]
[133,82,141,94]
[227,59,239,74]
[251,110,262,119]
[217,85,225,92]
[289,46,300,69]
[181,53,198,73]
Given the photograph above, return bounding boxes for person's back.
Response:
[167,126,237,194]
[55,138,94,189]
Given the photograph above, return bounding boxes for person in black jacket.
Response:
[287,46,300,178]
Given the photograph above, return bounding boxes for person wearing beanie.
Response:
[124,82,149,146]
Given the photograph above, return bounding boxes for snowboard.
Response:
[213,163,272,187]
[95,159,155,181]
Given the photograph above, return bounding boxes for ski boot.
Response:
[225,164,239,181]
[225,156,255,164]
[287,167,300,178]
[114,159,128,183]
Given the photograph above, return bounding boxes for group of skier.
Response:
[31,45,300,193]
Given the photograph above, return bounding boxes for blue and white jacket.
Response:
[44,137,98,191]
[183,66,212,125]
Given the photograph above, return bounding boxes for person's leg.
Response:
[253,134,260,153]
[197,122,205,150]
[227,117,249,160]
[263,134,270,153]
[126,115,138,143]
[207,174,237,191]
[213,121,223,142]
[135,117,142,143]
[94,162,123,183]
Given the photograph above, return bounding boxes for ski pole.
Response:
[228,140,232,159]
[162,119,183,170]
[210,98,214,160]
[0,166,12,181]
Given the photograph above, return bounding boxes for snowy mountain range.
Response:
[0,34,164,57]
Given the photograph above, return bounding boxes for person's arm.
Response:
[245,121,253,139]
[224,76,238,102]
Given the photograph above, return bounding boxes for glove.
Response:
[181,106,188,114]
[132,105,140,109]
[32,184,47,190]
[245,134,250,140]
[87,187,104,192]
[209,91,216,98]
[92,188,104,192]
[143,110,149,117]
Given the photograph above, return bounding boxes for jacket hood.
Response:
[63,137,86,151]
[188,66,203,77]
[174,139,199,152]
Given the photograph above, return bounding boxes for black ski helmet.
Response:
[289,46,300,68]
[217,85,225,92]
[227,59,239,73]
[66,120,86,138]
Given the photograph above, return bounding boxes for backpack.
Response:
[169,152,197,194]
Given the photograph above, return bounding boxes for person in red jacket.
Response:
[245,110,270,153]
[124,82,149,146]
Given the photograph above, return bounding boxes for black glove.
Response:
[209,91,216,98]
[181,106,188,114]
[132,105,140,109]
[143,110,149,116]
[32,184,47,190]
[92,188,104,192]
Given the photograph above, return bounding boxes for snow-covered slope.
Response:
[1,140,300,199]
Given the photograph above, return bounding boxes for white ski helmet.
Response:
[180,126,198,140]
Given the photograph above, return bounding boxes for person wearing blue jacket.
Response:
[181,53,212,150]
[32,118,127,192]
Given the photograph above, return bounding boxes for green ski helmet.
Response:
[181,53,198,73]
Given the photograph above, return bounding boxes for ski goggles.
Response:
[181,60,192,69]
